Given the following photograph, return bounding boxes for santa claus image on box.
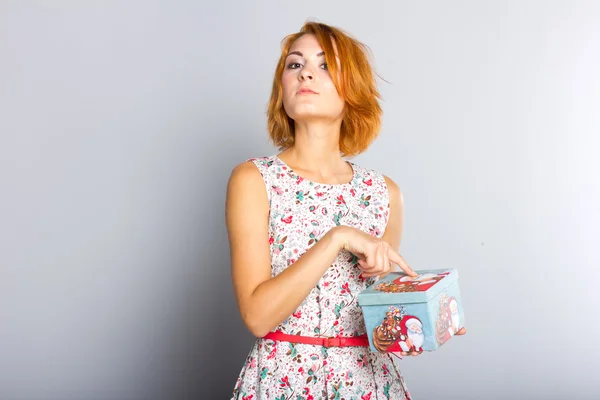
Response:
[396,316,425,353]
[448,297,460,334]
[372,306,424,357]
[391,271,449,292]
[435,294,459,345]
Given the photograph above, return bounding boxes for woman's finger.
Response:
[383,250,390,274]
[388,250,417,277]
[376,244,385,274]
[358,259,374,272]
[377,250,391,278]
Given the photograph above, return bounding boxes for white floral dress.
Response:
[230,155,412,400]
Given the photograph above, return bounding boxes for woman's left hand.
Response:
[401,327,467,357]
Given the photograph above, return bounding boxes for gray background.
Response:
[2,1,599,399]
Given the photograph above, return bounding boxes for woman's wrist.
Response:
[329,225,351,252]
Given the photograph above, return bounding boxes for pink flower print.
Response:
[363,178,373,186]
[293,310,302,318]
[341,282,351,295]
[298,366,304,374]
[316,191,324,197]
[326,368,334,381]
[361,393,372,400]
[368,225,381,236]
[350,188,356,197]
[267,341,278,359]
[268,236,274,245]
[382,364,389,375]
[279,375,291,388]
[296,176,304,184]
[336,194,346,205]
[281,215,293,224]
[242,395,254,400]
[272,186,284,195]
[249,357,256,369]
[357,353,367,368]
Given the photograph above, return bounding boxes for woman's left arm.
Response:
[381,175,404,271]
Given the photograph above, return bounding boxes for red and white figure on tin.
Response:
[372,306,425,359]
[436,294,460,345]
[397,317,425,354]
[393,271,450,291]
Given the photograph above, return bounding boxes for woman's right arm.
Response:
[226,161,349,337]
[225,161,415,338]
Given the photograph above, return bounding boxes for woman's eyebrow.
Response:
[286,51,325,58]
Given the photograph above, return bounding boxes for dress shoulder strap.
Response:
[246,155,278,205]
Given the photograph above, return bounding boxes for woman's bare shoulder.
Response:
[227,160,264,191]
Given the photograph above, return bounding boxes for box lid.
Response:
[357,268,458,306]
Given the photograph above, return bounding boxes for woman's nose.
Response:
[299,67,314,81]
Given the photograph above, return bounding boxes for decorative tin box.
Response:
[357,268,465,357]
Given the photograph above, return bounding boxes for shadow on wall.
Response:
[145,131,268,399]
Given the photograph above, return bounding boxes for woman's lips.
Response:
[297,88,318,95]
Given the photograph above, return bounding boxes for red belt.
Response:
[263,331,369,348]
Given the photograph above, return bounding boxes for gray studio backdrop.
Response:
[2,1,599,399]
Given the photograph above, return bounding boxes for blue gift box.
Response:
[357,268,465,356]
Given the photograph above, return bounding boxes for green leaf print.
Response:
[260,367,268,380]
[331,382,342,400]
[360,194,371,208]
[383,381,391,399]
[287,342,297,357]
[308,232,319,246]
[334,303,343,318]
[333,210,343,226]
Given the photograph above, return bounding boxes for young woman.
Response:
[226,21,465,400]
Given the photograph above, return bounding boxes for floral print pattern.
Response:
[230,155,411,400]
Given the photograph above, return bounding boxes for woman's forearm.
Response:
[242,226,348,337]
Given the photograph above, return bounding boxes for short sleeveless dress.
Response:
[230,155,412,400]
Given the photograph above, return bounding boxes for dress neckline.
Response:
[273,154,357,188]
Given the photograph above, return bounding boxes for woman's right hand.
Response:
[334,226,417,279]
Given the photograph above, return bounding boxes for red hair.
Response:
[267,21,383,157]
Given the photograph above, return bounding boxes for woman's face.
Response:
[281,34,345,124]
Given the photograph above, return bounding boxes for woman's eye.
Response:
[287,62,302,69]
[321,63,328,70]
